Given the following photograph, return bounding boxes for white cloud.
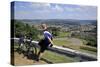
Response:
[30,3,51,8]
[30,3,64,12]
[64,6,81,12]
[52,5,64,12]
[15,2,97,20]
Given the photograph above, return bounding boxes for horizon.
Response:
[13,18,97,21]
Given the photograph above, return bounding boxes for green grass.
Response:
[13,43,79,63]
[53,39,70,46]
[80,45,97,52]
[53,38,97,55]
[42,50,78,63]
[57,32,70,38]
[53,38,80,50]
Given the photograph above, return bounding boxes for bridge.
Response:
[12,38,97,62]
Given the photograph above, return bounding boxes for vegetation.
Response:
[53,38,97,55]
[53,39,70,46]
[48,27,61,37]
[13,20,40,40]
[13,19,97,55]
[71,32,97,47]
[12,19,97,65]
[14,42,78,63]
[43,50,78,63]
[80,45,97,52]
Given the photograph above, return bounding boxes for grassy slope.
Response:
[43,50,78,63]
[53,38,97,55]
[14,43,79,65]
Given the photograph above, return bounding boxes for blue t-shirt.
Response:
[43,31,53,44]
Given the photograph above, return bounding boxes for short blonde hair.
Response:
[41,24,47,30]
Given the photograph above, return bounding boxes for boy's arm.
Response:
[47,37,54,45]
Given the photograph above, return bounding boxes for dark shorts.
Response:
[38,39,50,53]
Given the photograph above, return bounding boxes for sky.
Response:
[12,1,97,20]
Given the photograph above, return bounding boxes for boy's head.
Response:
[41,24,47,30]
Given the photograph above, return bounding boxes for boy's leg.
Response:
[37,51,42,60]
[37,48,45,61]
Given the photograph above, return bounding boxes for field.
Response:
[52,31,97,55]
[53,37,97,55]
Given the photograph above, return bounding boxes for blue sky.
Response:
[13,1,97,20]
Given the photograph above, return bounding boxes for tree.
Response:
[14,20,40,40]
[48,27,61,37]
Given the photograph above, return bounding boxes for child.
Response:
[37,24,53,61]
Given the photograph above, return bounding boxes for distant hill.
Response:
[14,19,97,26]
